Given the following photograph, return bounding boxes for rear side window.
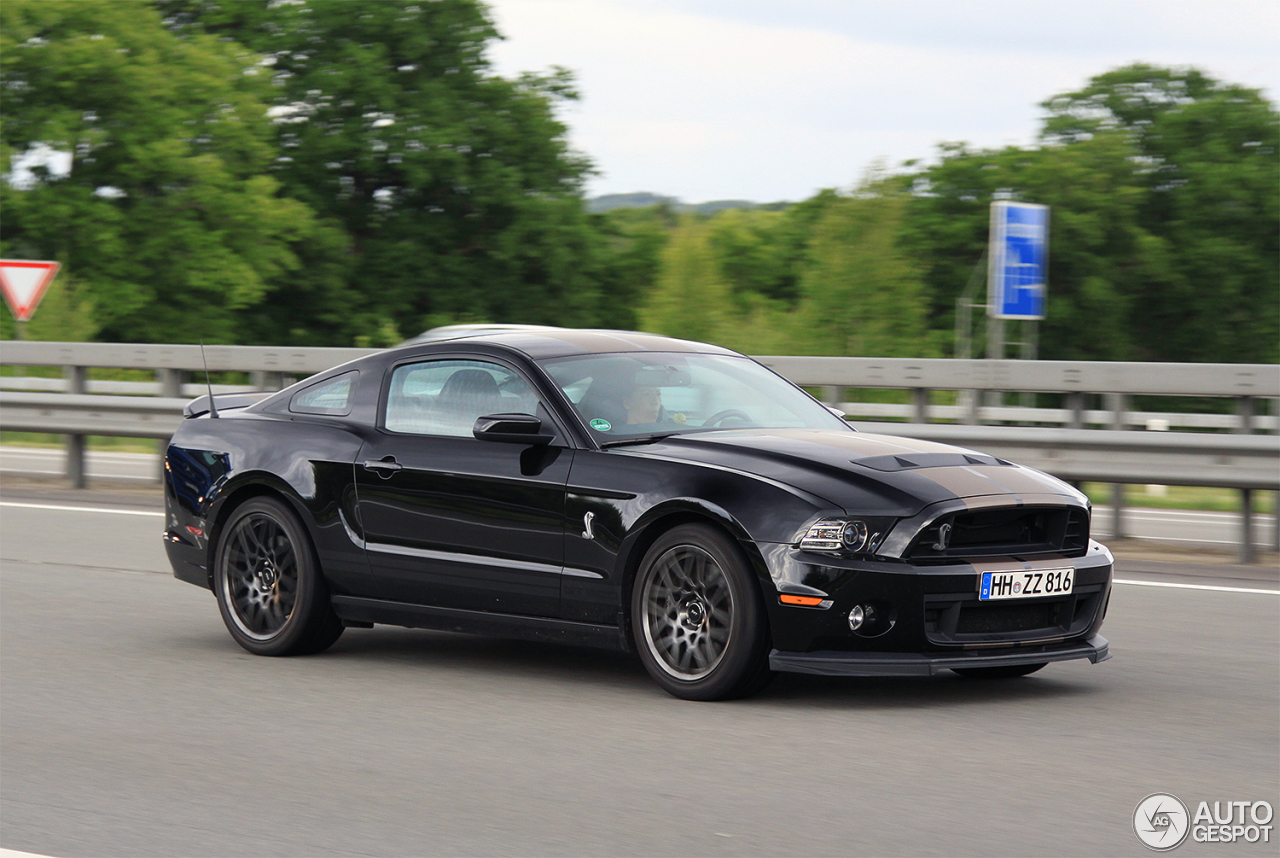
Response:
[290,371,356,416]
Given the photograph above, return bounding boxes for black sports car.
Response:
[163,330,1112,700]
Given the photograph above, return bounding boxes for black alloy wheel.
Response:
[632,524,772,700]
[213,497,344,656]
[952,662,1048,679]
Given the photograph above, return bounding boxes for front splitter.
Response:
[769,634,1110,677]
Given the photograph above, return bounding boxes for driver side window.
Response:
[385,359,541,437]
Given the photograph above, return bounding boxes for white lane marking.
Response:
[0,447,154,460]
[1099,533,1263,545]
[0,501,164,518]
[0,849,57,858]
[0,468,157,482]
[1114,578,1278,595]
[1117,511,1271,523]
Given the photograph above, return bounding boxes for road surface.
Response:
[0,493,1276,857]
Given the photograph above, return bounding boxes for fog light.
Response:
[848,603,879,632]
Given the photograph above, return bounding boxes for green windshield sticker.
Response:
[589,418,611,431]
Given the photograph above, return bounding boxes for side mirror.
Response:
[473,413,555,445]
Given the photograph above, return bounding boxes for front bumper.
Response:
[757,537,1114,657]
[770,634,1110,677]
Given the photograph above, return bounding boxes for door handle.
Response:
[362,457,403,476]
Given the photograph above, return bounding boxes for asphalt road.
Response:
[1,497,1277,857]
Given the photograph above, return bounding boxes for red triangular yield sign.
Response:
[0,259,61,322]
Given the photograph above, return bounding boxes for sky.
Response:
[482,0,1280,203]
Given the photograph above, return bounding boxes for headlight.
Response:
[798,519,872,553]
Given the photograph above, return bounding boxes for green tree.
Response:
[640,215,734,345]
[1,0,318,343]
[1042,64,1279,362]
[790,182,932,357]
[639,185,927,358]
[901,133,1147,360]
[589,206,671,331]
[160,0,606,342]
[902,64,1278,364]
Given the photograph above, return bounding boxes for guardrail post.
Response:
[1108,393,1128,538]
[1066,392,1086,430]
[64,365,87,488]
[156,368,185,398]
[155,369,185,481]
[820,385,838,406]
[1272,398,1279,553]
[251,370,285,391]
[913,388,930,424]
[1236,396,1256,564]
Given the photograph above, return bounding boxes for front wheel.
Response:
[952,663,1048,679]
[631,524,772,700]
[213,496,343,656]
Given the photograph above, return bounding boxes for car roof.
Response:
[399,323,564,346]
[385,329,741,360]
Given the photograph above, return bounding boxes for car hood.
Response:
[633,428,1086,516]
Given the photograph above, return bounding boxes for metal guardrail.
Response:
[0,392,187,438]
[3,342,1278,561]
[875,424,1279,489]
[0,341,375,374]
[7,375,1278,431]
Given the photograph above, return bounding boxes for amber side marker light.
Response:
[779,594,832,608]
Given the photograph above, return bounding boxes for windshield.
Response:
[539,352,850,441]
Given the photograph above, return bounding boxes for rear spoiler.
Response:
[183,391,272,418]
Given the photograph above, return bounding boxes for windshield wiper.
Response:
[599,432,682,449]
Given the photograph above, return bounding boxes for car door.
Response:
[354,357,573,617]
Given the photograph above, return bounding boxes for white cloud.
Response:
[485,0,1280,202]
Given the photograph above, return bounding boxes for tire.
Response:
[952,662,1048,679]
[213,496,344,656]
[631,524,773,700]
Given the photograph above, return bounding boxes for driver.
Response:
[622,383,661,424]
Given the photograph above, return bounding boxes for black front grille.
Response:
[923,584,1105,645]
[956,601,1053,634]
[908,506,1089,562]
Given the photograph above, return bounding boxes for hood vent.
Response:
[855,452,1008,472]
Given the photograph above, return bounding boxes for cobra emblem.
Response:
[582,511,595,540]
[932,522,952,551]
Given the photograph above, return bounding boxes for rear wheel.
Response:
[632,524,772,700]
[213,497,343,656]
[952,662,1048,679]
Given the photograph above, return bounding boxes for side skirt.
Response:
[330,596,630,652]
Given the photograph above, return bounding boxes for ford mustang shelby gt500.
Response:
[163,330,1111,700]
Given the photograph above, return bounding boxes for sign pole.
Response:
[985,316,1004,409]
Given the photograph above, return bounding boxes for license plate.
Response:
[979,568,1074,600]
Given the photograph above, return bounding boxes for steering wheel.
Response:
[703,408,753,428]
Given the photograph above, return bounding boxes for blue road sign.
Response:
[988,202,1049,320]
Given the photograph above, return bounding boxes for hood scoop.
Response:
[854,452,1009,472]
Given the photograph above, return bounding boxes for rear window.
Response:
[289,371,356,416]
